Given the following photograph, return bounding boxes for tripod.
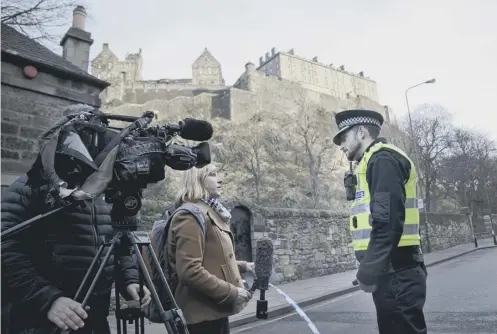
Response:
[69,189,189,334]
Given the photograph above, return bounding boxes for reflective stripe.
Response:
[351,198,418,215]
[352,224,419,240]
[405,198,418,208]
[351,203,370,215]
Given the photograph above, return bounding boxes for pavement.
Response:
[108,238,496,334]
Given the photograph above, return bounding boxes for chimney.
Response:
[271,47,276,56]
[265,52,270,61]
[60,6,94,72]
[259,56,264,65]
[103,43,109,51]
[312,56,318,62]
[359,71,364,77]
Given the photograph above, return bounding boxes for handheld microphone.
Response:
[251,237,274,319]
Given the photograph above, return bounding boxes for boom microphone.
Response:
[177,118,213,141]
[252,237,274,319]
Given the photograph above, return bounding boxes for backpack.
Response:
[141,203,207,323]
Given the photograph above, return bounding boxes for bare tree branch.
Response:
[402,104,454,211]
[2,0,81,48]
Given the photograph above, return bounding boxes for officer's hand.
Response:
[47,297,89,331]
[358,280,377,293]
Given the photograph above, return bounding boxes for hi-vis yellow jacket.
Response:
[350,141,421,256]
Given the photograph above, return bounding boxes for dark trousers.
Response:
[372,264,428,334]
[187,318,230,334]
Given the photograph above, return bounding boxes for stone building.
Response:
[257,47,379,102]
[1,6,109,189]
[91,45,227,108]
[94,46,399,132]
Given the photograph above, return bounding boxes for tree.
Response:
[212,113,273,205]
[272,89,339,208]
[402,104,453,212]
[439,128,496,218]
[2,0,80,47]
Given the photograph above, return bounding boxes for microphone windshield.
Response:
[181,118,213,141]
[254,238,274,280]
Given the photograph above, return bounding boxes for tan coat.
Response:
[167,200,248,324]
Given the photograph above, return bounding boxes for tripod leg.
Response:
[80,240,116,308]
[144,243,178,309]
[131,242,185,334]
[73,243,107,302]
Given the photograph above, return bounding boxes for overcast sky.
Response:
[62,0,496,140]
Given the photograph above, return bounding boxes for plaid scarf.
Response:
[201,197,232,222]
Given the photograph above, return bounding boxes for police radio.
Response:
[344,161,357,201]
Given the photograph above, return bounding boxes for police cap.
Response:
[332,109,384,145]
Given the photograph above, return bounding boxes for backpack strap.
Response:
[172,203,207,238]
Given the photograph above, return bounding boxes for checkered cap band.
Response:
[338,116,381,130]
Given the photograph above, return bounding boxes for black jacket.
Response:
[1,175,139,331]
[356,138,424,286]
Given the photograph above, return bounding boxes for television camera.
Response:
[2,106,213,334]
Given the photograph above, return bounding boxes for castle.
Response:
[90,45,399,132]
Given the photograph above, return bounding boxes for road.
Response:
[232,247,497,334]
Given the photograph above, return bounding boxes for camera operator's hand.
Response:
[126,283,152,310]
[47,297,89,331]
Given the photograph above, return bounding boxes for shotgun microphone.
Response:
[250,237,274,319]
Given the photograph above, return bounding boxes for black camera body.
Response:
[344,171,357,201]
[344,161,357,201]
[28,108,212,229]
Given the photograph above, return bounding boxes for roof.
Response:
[1,23,109,89]
[192,48,221,67]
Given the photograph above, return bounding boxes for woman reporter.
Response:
[167,164,254,334]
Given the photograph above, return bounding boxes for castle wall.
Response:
[233,66,386,121]
[257,51,379,103]
[121,81,228,104]
[106,92,227,127]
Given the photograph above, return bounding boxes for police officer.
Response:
[333,109,428,334]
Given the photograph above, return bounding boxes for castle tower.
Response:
[192,48,225,86]
[90,43,120,81]
[124,48,143,82]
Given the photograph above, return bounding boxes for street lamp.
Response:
[405,78,436,253]
[405,78,437,201]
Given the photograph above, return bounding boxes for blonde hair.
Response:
[174,164,217,206]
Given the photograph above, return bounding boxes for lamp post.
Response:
[405,78,436,204]
[405,78,436,253]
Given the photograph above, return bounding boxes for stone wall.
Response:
[420,213,473,253]
[221,201,482,285]
[1,61,104,185]
[250,207,357,284]
[139,199,486,285]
